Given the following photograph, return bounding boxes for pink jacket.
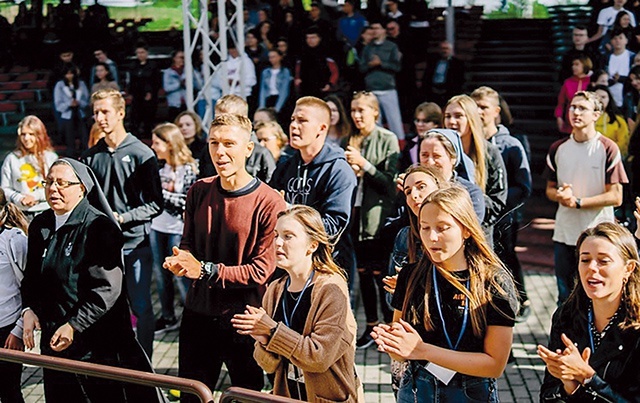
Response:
[555,75,591,133]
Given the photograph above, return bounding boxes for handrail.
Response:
[0,348,214,403]
[219,387,301,403]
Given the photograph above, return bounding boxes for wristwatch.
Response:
[199,261,216,280]
[575,198,582,209]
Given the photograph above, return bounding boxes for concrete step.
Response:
[470,62,556,72]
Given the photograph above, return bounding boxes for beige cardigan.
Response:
[254,272,359,402]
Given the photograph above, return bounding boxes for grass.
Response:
[0,0,200,31]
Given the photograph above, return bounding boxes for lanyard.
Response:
[282,270,315,328]
[588,307,595,352]
[432,267,470,351]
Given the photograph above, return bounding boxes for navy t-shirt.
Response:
[391,264,516,354]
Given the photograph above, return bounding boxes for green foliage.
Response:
[485,1,549,19]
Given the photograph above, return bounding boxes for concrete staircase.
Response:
[465,18,558,181]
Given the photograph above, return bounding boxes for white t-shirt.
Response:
[269,68,280,96]
[597,6,636,36]
[545,133,628,245]
[607,50,633,107]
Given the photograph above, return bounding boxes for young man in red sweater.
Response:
[164,113,286,400]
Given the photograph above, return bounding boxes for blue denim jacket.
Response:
[258,67,292,112]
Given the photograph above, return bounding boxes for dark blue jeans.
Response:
[397,362,498,403]
[150,229,191,321]
[554,242,577,305]
[124,245,154,359]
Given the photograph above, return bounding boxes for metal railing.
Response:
[219,387,300,403]
[0,348,214,402]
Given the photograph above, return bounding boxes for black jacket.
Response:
[21,198,165,401]
[82,134,163,249]
[540,304,640,402]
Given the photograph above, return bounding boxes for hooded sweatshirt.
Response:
[488,125,532,211]
[270,142,357,250]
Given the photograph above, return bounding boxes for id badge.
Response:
[287,363,305,383]
[425,362,456,385]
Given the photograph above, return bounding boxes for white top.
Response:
[547,133,627,245]
[608,50,633,107]
[597,6,636,36]
[0,227,27,337]
[1,150,58,213]
[269,68,280,96]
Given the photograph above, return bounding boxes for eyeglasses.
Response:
[42,179,82,189]
[568,105,594,113]
[414,119,430,124]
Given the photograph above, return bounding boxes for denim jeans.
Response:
[372,89,405,140]
[397,362,498,403]
[553,242,577,305]
[150,229,191,320]
[124,245,155,359]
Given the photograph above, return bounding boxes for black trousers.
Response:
[179,310,264,403]
[494,213,528,303]
[0,324,24,403]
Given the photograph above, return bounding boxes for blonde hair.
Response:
[573,90,604,113]
[352,91,380,120]
[296,96,331,125]
[470,86,500,107]
[569,222,640,331]
[210,113,253,138]
[445,95,487,192]
[215,95,249,116]
[91,88,126,113]
[16,115,53,178]
[152,123,198,172]
[278,205,346,279]
[402,185,517,337]
[254,120,288,149]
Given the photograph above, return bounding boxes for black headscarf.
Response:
[53,158,119,227]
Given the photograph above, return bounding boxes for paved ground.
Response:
[18,195,560,402]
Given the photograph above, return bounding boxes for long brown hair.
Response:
[277,205,346,280]
[0,188,28,234]
[567,222,640,331]
[16,115,54,178]
[152,123,198,173]
[444,95,487,192]
[402,186,517,337]
[403,165,448,264]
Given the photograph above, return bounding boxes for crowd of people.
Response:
[0,0,640,402]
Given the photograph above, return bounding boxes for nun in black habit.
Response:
[20,158,166,402]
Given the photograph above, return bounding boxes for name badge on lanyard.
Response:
[427,267,470,385]
[282,271,315,386]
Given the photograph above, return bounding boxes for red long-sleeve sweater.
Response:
[181,176,286,318]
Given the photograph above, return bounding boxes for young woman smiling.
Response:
[1,115,58,219]
[538,220,640,401]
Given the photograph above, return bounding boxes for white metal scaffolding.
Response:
[182,0,245,130]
